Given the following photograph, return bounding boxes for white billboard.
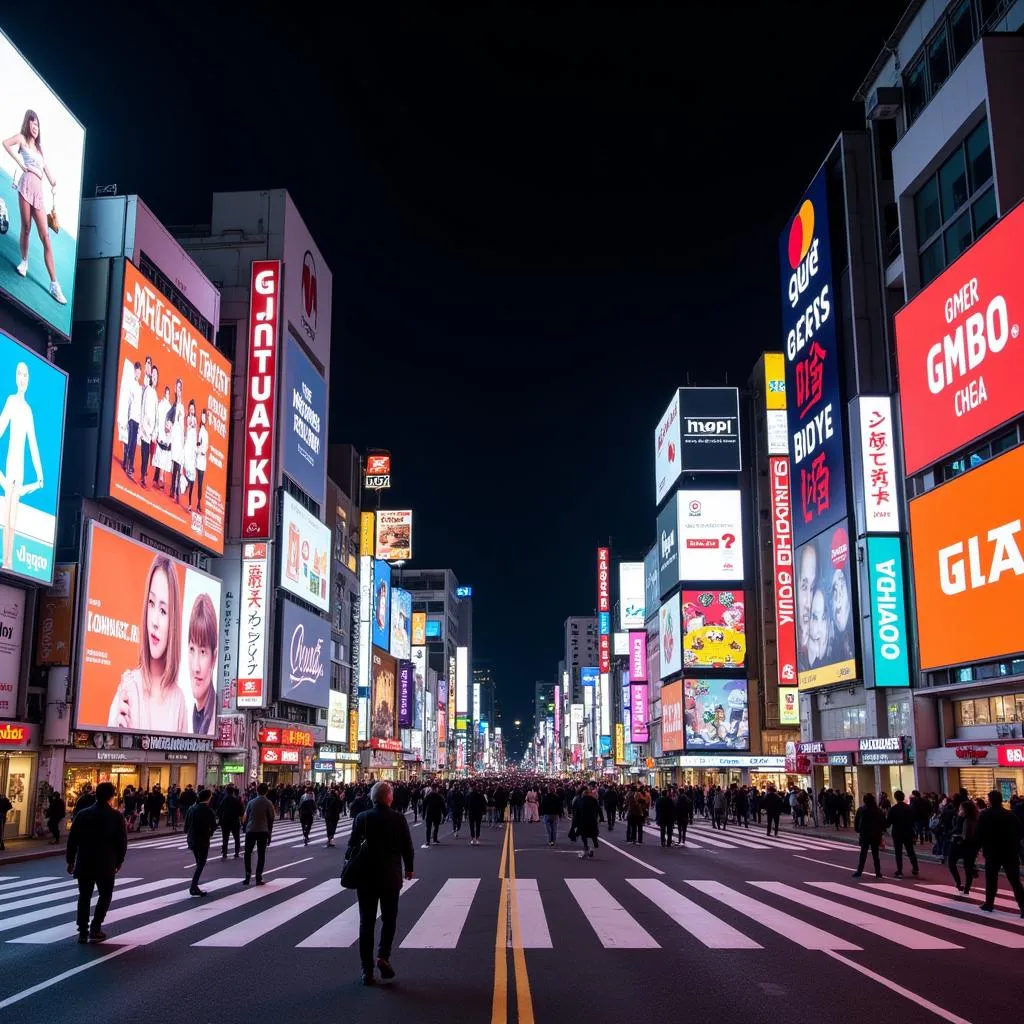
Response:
[678,489,744,582]
[659,592,682,678]
[618,561,645,629]
[654,389,681,505]
[327,689,347,744]
[456,645,469,717]
[279,492,330,612]
[855,395,901,534]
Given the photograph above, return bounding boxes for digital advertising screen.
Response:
[280,334,326,506]
[682,590,746,669]
[683,678,749,751]
[371,648,398,741]
[371,558,391,650]
[279,491,329,612]
[390,586,412,660]
[677,489,744,582]
[658,592,682,679]
[277,599,329,709]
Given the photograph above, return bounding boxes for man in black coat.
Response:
[764,784,784,838]
[185,789,218,896]
[323,787,343,848]
[218,784,244,860]
[422,785,446,846]
[66,781,127,943]
[885,790,919,878]
[977,789,1024,915]
[346,781,415,985]
[573,783,601,859]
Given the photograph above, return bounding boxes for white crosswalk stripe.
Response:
[916,883,1024,912]
[566,877,659,948]
[0,879,141,913]
[511,878,553,948]
[627,878,760,949]
[400,878,480,948]
[0,876,60,892]
[296,880,418,948]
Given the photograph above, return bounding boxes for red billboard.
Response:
[895,202,1024,476]
[597,547,610,612]
[770,457,798,686]
[241,261,281,538]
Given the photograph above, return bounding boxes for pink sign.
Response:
[630,684,649,743]
[628,631,647,682]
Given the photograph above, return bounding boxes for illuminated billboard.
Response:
[683,678,749,750]
[279,492,329,612]
[619,561,645,629]
[677,489,743,582]
[681,590,745,670]
[375,509,412,561]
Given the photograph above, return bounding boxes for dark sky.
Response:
[6,4,905,735]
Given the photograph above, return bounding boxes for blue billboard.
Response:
[580,666,598,687]
[0,329,68,584]
[455,585,473,597]
[657,493,679,598]
[780,167,848,549]
[371,559,391,650]
[598,611,610,635]
[866,536,911,688]
[281,335,326,507]
[278,598,330,709]
[643,544,659,619]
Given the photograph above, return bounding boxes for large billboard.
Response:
[684,678,749,750]
[643,544,659,616]
[770,457,798,687]
[619,561,645,629]
[909,444,1024,670]
[236,542,269,709]
[371,559,391,651]
[895,202,1024,476]
[375,509,412,562]
[658,592,682,679]
[390,587,412,661]
[281,335,326,507]
[0,29,85,338]
[283,195,333,363]
[851,396,900,534]
[628,631,647,682]
[76,523,222,737]
[660,679,684,753]
[865,536,911,688]
[630,683,649,743]
[654,389,681,505]
[682,590,746,670]
[781,167,847,548]
[0,329,67,584]
[657,492,679,597]
[370,648,398,741]
[327,689,347,744]
[278,599,329,709]
[110,262,231,554]
[677,387,742,472]
[279,491,330,612]
[677,489,743,582]
[796,519,857,690]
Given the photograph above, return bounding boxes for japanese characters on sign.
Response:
[237,543,268,708]
[854,396,901,534]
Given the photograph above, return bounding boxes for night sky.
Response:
[6,5,905,736]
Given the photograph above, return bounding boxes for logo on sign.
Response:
[939,520,1024,596]
[685,418,735,436]
[300,250,318,341]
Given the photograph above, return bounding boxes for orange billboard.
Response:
[909,444,1024,670]
[109,262,232,553]
[34,563,76,667]
[76,522,222,737]
[661,679,684,753]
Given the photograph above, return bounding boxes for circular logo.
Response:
[787,199,815,269]
[301,250,318,332]
[688,499,701,515]
[830,525,849,570]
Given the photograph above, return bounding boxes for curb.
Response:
[0,826,181,867]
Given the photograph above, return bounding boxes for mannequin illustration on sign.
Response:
[0,361,44,572]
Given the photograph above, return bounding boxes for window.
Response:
[939,148,968,219]
[927,29,951,94]
[966,121,993,193]
[940,430,1019,482]
[949,0,975,63]
[904,57,928,123]
[915,178,942,241]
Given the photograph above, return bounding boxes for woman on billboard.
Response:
[0,360,44,572]
[153,385,172,490]
[168,378,185,504]
[2,110,67,304]
[183,399,198,512]
[187,591,217,737]
[107,553,187,732]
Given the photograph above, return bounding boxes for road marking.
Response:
[915,884,1021,911]
[0,879,93,903]
[822,951,974,1024]
[491,822,510,1024]
[262,857,314,875]
[0,876,59,892]
[0,943,138,1009]
[627,878,760,949]
[295,880,417,947]
[793,855,852,871]
[685,880,860,950]
[509,878,552,949]
[594,836,665,875]
[565,878,659,949]
[0,878,141,914]
[507,824,535,1024]
[751,882,961,950]
[401,878,480,948]
[868,883,1024,928]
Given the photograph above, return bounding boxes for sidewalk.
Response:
[0,823,179,866]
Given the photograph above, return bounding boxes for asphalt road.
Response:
[0,811,1016,1024]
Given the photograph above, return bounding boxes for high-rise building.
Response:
[564,616,598,700]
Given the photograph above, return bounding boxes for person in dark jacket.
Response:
[73,783,96,818]
[655,789,677,847]
[539,786,563,846]
[422,786,446,846]
[185,789,218,896]
[0,790,11,850]
[885,790,919,878]
[323,787,343,848]
[46,791,66,844]
[764,785,784,837]
[218,785,244,859]
[852,793,886,879]
[66,781,127,943]
[949,797,980,896]
[298,786,318,845]
[674,789,692,846]
[466,783,487,845]
[573,784,601,859]
[346,781,415,985]
[976,790,1024,915]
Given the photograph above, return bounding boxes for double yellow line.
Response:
[491,819,534,1024]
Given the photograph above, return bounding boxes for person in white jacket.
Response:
[196,408,209,514]
[153,386,172,491]
[168,378,185,504]
[139,362,159,489]
[183,400,198,512]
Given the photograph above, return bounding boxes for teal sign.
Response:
[866,536,910,688]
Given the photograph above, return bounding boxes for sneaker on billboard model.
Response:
[16,259,28,276]
[50,281,67,304]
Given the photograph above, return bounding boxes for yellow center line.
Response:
[491,821,511,1024]
[507,820,535,1024]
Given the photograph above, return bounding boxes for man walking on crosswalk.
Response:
[242,782,275,885]
[185,788,217,897]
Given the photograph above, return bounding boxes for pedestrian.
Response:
[448,784,466,838]
[0,790,11,850]
[242,781,275,886]
[976,789,1024,915]
[422,785,445,845]
[948,797,980,896]
[675,787,692,846]
[852,792,885,880]
[655,787,676,847]
[573,783,601,859]
[299,785,317,845]
[764,784,783,837]
[65,781,127,943]
[323,786,343,848]
[184,788,217,896]
[540,785,562,846]
[74,783,96,817]
[885,790,919,879]
[46,790,66,844]
[218,784,244,859]
[346,781,415,986]
[467,782,486,845]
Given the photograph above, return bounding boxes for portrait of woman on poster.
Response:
[0,360,44,572]
[2,110,67,305]
[107,554,187,733]
[183,399,197,512]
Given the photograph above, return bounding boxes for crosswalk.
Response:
[635,817,870,855]
[124,815,362,852]
[2,867,1022,954]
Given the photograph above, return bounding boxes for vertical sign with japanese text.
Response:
[769,457,798,687]
[598,546,611,671]
[237,543,268,707]
[853,396,900,534]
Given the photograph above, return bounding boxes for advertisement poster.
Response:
[390,587,412,660]
[411,611,426,646]
[660,679,684,752]
[677,387,742,472]
[375,509,412,562]
[236,543,268,709]
[795,519,857,689]
[34,562,75,666]
[281,335,326,506]
[279,491,329,612]
[654,389,681,505]
[853,396,900,534]
[398,660,413,729]
[658,592,682,679]
[371,559,391,650]
[277,599,329,709]
[644,544,659,619]
[677,490,743,582]
[76,523,222,737]
[0,29,85,338]
[684,678,750,750]
[779,687,799,726]
[780,167,848,548]
[0,583,25,718]
[327,689,347,744]
[657,492,679,597]
[682,590,746,669]
[865,536,910,688]
[111,262,231,554]
[630,683,649,743]
[628,630,647,682]
[619,561,645,628]
[0,330,67,584]
[371,648,398,741]
[770,457,799,687]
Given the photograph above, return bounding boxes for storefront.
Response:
[312,747,360,784]
[658,754,791,790]
[257,725,318,786]
[924,741,1024,799]
[796,737,913,805]
[0,722,41,840]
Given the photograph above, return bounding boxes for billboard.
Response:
[390,587,412,660]
[654,389,681,505]
[370,648,398,741]
[375,509,412,561]
[865,536,911,688]
[764,352,789,456]
[657,492,679,597]
[619,561,645,629]
[327,688,347,744]
[643,545,659,616]
[110,263,231,554]
[628,631,647,682]
[76,523,222,737]
[456,645,469,717]
[0,329,67,584]
[661,679,684,753]
[615,722,625,763]
[241,261,280,540]
[770,457,798,687]
[283,196,333,361]
[397,660,414,729]
[630,683,649,743]
[779,687,799,726]
[682,590,746,670]
[613,631,629,656]
[278,599,329,709]
[237,542,269,709]
[371,559,392,651]
[658,593,682,679]
[597,547,610,615]
[678,489,743,582]
[908,444,1024,670]
[34,562,75,666]
[281,335,326,506]
[852,396,900,534]
[411,611,426,646]
[678,387,742,472]
[0,29,85,338]
[580,666,599,688]
[279,492,329,612]
[0,584,25,718]
[796,519,857,689]
[683,678,749,750]
[781,167,847,548]
[895,202,1024,476]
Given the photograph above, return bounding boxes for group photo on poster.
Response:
[76,523,221,738]
[683,678,749,750]
[682,590,745,669]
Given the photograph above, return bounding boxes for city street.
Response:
[0,811,1014,1024]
